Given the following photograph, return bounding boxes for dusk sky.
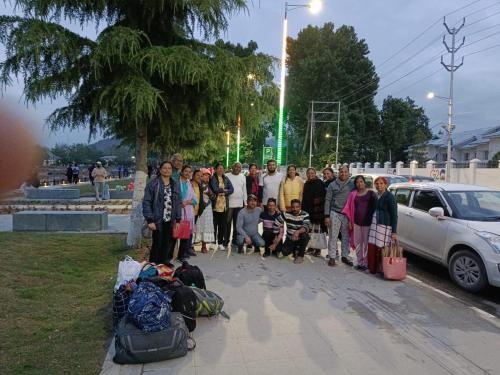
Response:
[2,0,500,147]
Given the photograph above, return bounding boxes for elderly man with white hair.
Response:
[170,153,183,182]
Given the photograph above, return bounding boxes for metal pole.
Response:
[335,101,340,166]
[237,115,241,163]
[309,101,314,167]
[226,131,230,169]
[277,5,288,165]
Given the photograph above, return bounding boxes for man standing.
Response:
[270,199,311,264]
[259,159,283,210]
[92,161,107,201]
[236,195,265,254]
[72,163,80,184]
[225,162,247,251]
[171,153,183,182]
[324,166,354,267]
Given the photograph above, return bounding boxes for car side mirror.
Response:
[429,207,445,218]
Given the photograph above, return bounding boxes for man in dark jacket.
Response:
[143,161,182,264]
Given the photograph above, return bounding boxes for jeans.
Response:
[225,207,242,246]
[213,211,227,245]
[95,181,104,200]
[282,233,310,258]
[328,211,350,259]
[236,233,265,248]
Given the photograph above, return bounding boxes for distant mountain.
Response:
[91,138,128,154]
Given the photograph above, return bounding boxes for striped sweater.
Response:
[273,210,311,239]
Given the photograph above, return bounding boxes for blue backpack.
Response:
[128,282,172,332]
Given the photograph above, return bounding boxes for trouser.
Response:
[179,238,190,260]
[224,207,242,246]
[283,233,310,258]
[353,224,370,267]
[150,221,174,264]
[236,233,265,249]
[95,181,104,199]
[328,211,350,259]
[213,211,227,245]
[73,175,79,184]
[90,177,94,186]
[262,230,282,254]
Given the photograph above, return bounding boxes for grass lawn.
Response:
[0,233,147,375]
[63,178,132,196]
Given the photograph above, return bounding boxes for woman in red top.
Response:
[246,163,261,205]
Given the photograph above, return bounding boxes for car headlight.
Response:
[477,232,500,254]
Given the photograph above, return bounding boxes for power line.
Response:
[464,8,500,28]
[463,42,500,56]
[463,28,500,48]
[464,22,500,37]
[392,68,442,96]
[330,0,482,98]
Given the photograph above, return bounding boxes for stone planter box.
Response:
[109,190,133,199]
[13,211,108,231]
[26,188,80,200]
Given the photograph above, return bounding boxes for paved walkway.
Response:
[101,251,500,375]
[0,214,130,233]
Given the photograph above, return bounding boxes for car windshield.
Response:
[445,191,500,221]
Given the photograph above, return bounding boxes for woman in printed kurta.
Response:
[179,165,197,260]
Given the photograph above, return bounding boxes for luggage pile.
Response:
[111,257,228,364]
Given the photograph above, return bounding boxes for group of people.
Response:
[142,155,398,272]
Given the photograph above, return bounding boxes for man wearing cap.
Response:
[91,161,107,201]
[235,194,265,254]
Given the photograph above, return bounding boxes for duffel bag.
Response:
[128,281,171,332]
[191,287,229,319]
[113,312,194,364]
[112,284,132,329]
[174,261,206,289]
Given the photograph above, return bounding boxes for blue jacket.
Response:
[142,177,182,226]
[209,174,234,208]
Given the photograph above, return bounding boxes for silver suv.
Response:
[389,182,500,292]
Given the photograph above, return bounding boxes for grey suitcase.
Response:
[113,312,189,364]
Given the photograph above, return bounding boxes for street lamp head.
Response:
[426,92,436,100]
[309,0,322,14]
[247,73,255,81]
[325,133,331,138]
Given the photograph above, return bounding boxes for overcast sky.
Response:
[2,0,499,147]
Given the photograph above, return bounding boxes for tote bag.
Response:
[307,224,327,249]
[172,209,191,239]
[382,241,406,281]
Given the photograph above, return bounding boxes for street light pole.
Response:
[309,101,314,167]
[277,1,322,166]
[236,115,241,163]
[226,131,230,169]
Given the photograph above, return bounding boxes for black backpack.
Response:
[174,261,206,290]
[149,278,197,332]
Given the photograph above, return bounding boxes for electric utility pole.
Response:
[441,17,464,182]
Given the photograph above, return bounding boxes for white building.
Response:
[415,125,500,162]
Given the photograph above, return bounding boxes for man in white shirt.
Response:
[259,159,283,210]
[225,162,247,251]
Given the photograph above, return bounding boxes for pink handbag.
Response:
[382,257,407,280]
[382,241,407,280]
[172,208,191,239]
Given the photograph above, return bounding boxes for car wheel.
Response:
[449,250,488,293]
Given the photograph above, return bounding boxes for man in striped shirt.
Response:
[270,199,311,264]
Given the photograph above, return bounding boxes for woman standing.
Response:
[367,176,398,274]
[302,168,326,257]
[279,164,304,211]
[210,163,234,251]
[342,175,377,271]
[179,165,197,260]
[195,169,215,253]
[246,163,261,205]
[142,161,182,265]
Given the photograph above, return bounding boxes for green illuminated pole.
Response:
[226,131,230,168]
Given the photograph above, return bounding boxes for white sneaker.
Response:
[218,244,226,251]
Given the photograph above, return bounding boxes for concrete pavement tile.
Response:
[318,326,377,356]
[229,314,275,340]
[245,359,300,375]
[194,338,244,366]
[267,314,314,336]
[116,364,143,375]
[193,318,234,342]
[142,353,194,372]
[194,363,248,375]
[143,367,195,375]
[280,332,335,359]
[425,326,500,347]
[340,351,398,375]
[449,344,500,374]
[291,354,350,375]
[239,336,290,363]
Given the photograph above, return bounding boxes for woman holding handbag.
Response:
[367,176,398,274]
[178,165,198,260]
[142,161,182,265]
[301,168,326,257]
[342,175,377,271]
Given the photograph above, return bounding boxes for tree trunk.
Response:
[127,124,148,248]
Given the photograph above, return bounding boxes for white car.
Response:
[389,182,500,292]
